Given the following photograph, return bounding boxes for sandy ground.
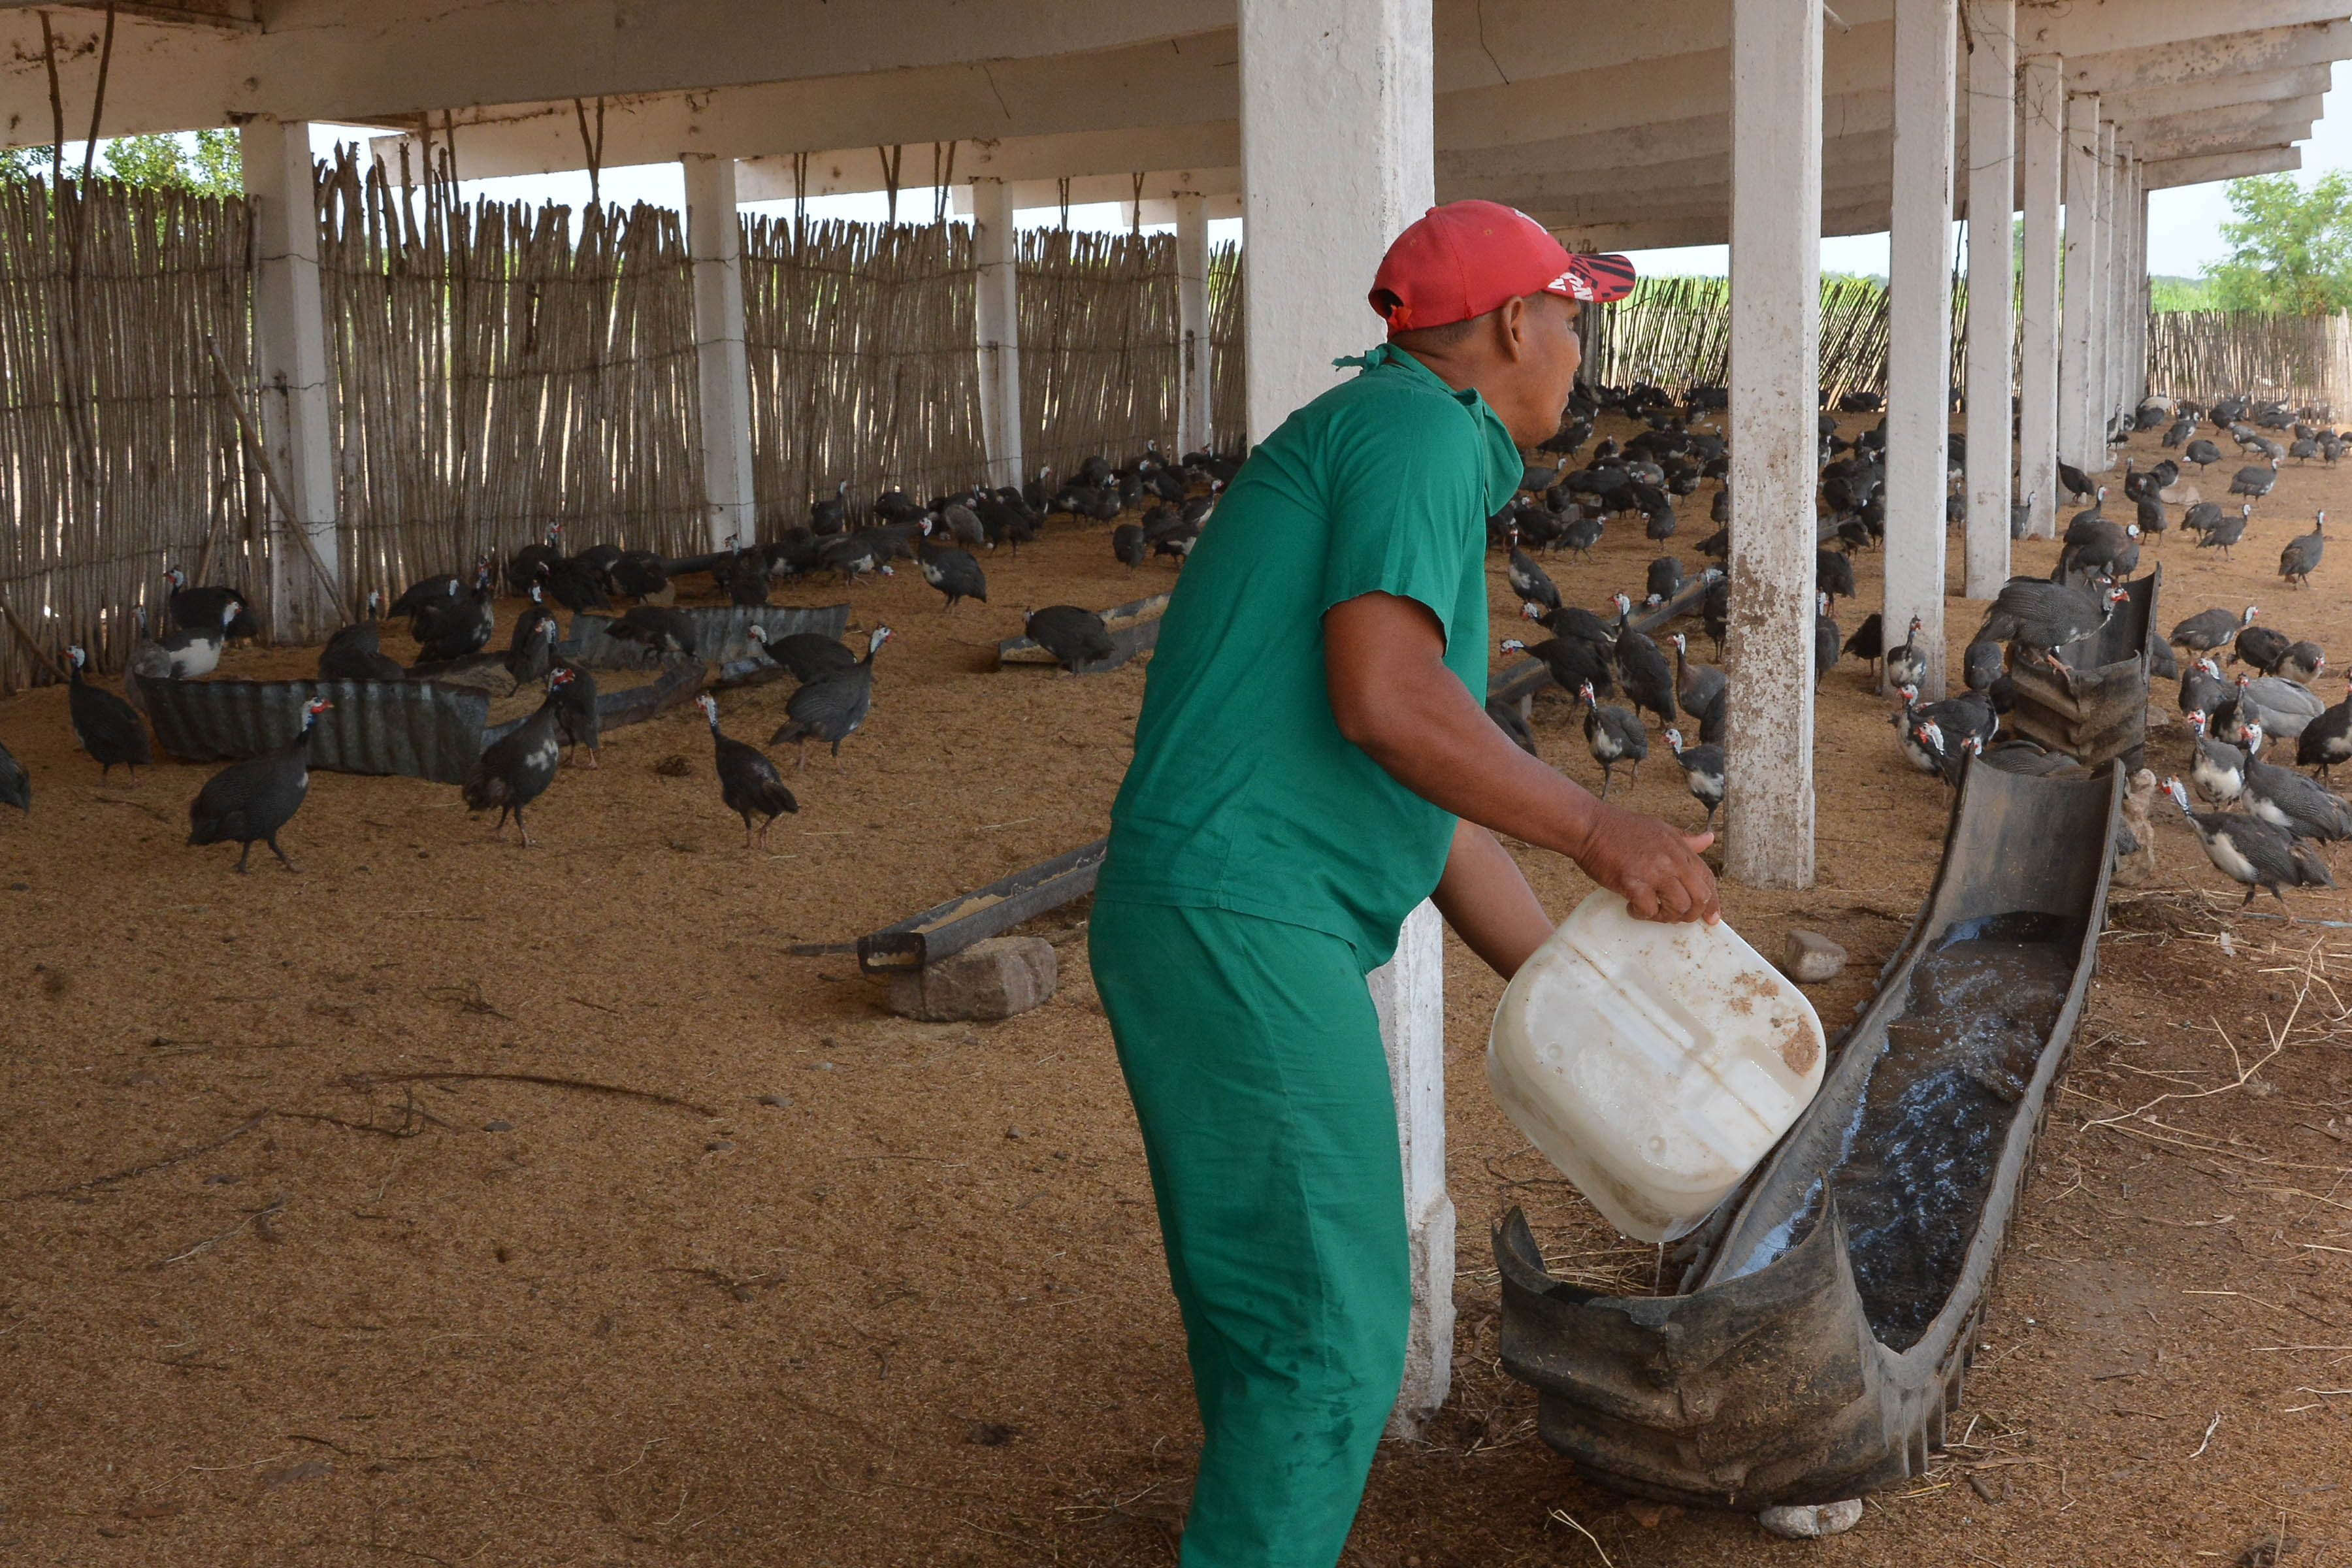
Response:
[0,412,2347,1565]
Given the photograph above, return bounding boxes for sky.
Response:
[297,54,2351,278]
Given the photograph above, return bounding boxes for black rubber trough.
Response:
[566,603,850,670]
[143,677,493,785]
[1488,573,1714,713]
[1495,759,2122,1510]
[2006,566,2159,771]
[856,838,1107,973]
[996,595,1168,674]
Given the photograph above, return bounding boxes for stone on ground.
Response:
[887,936,1058,1021]
[1757,1499,1864,1539]
[1782,928,1848,983]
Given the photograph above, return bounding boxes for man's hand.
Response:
[1567,802,1720,924]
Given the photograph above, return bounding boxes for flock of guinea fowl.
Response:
[0,388,2342,919]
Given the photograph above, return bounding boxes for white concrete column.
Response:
[972,177,1023,489]
[2058,92,2100,474]
[1963,0,2016,596]
[683,154,753,549]
[1174,191,1213,456]
[2018,55,2064,538]
[240,116,340,642]
[1884,0,1957,700]
[1725,0,1822,889]
[1240,0,1449,1435]
[2093,122,2117,465]
[2131,165,2150,407]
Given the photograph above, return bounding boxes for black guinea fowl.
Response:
[1508,542,1560,611]
[770,627,892,769]
[463,667,576,845]
[551,659,599,769]
[507,523,565,595]
[1499,634,1614,700]
[811,479,850,535]
[2166,777,2335,912]
[2240,740,2352,842]
[414,565,497,662]
[1814,592,1840,693]
[0,734,28,813]
[1668,632,1725,742]
[1816,547,1855,602]
[1113,522,1146,569]
[543,553,613,613]
[2279,511,2326,588]
[1664,728,1726,830]
[2170,604,2254,658]
[66,645,152,780]
[1611,620,1678,728]
[1025,606,1115,674]
[726,546,772,607]
[2296,674,2352,781]
[320,591,406,681]
[1972,578,2128,666]
[604,605,698,661]
[163,566,256,640]
[187,697,330,873]
[750,625,858,685]
[1486,698,1537,755]
[610,549,670,600]
[2229,456,2281,500]
[697,693,798,847]
[2234,617,2291,673]
[506,587,561,683]
[1842,610,1884,672]
[1645,555,1683,605]
[2195,504,2251,559]
[1577,681,1648,798]
[917,542,988,612]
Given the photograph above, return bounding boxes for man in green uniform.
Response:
[1090,201,1721,1565]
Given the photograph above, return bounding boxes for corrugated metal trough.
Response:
[481,659,706,747]
[996,594,1168,674]
[566,604,849,669]
[856,838,1107,972]
[144,678,493,785]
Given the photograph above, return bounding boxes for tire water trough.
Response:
[1494,760,2123,1509]
[2005,567,2160,770]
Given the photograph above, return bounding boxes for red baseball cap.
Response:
[1369,199,1635,333]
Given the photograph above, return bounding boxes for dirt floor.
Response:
[2,408,2349,1566]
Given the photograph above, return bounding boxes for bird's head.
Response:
[1816,591,1829,613]
[1897,683,1919,705]
[2098,485,2108,499]
[1915,719,1944,751]
[696,693,719,725]
[836,479,849,496]
[2244,606,2260,625]
[2237,673,2253,689]
[2165,776,2191,813]
[1671,632,1687,652]
[1665,727,1685,753]
[2108,586,2130,606]
[529,584,544,604]
[1963,734,1983,756]
[218,601,238,627]
[1499,637,1527,656]
[2246,722,2266,751]
[747,623,769,646]
[546,520,564,542]
[2127,523,2142,538]
[1576,681,1597,705]
[2188,709,2208,735]
[548,667,577,691]
[542,619,558,644]
[67,644,87,670]
[367,589,382,613]
[163,566,185,589]
[1909,615,1923,633]
[868,626,894,655]
[304,698,333,721]
[1519,602,1546,623]
[1645,593,1663,608]
[1612,592,1631,615]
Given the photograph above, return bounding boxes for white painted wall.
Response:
[683,155,755,550]
[1724,0,1822,890]
[1883,0,1957,700]
[241,115,340,642]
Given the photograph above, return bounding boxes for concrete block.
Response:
[1782,928,1847,984]
[887,936,1057,1022]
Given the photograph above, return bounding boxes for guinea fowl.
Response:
[696,693,798,847]
[543,551,613,613]
[2185,711,2247,803]
[1024,606,1115,674]
[1509,541,1561,611]
[2278,640,2327,683]
[1899,681,1998,749]
[2279,512,2326,588]
[2170,604,2255,658]
[320,591,405,681]
[769,627,891,769]
[551,659,599,768]
[507,522,565,595]
[2234,615,2291,672]
[187,697,330,872]
[2297,674,2352,781]
[1668,632,1726,742]
[2185,438,2221,469]
[917,542,988,612]
[2136,487,2169,540]
[463,667,575,844]
[725,545,772,606]
[819,531,895,584]
[154,600,238,679]
[1812,591,1841,693]
[604,605,698,661]
[1577,681,1648,797]
[506,586,560,683]
[2056,459,2093,499]
[1645,555,1684,605]
[2229,455,2281,500]
[1486,698,1537,755]
[1842,611,1885,673]
[1974,579,2128,668]
[1501,634,1614,700]
[2181,656,2229,719]
[414,565,497,662]
[749,624,858,685]
[122,605,169,723]
[1610,610,1677,727]
[2166,777,2336,913]
[1884,614,1928,691]
[162,566,255,640]
[1816,548,1856,602]
[1663,728,1726,829]
[2238,672,2327,740]
[2238,725,2352,842]
[65,645,152,779]
[0,735,28,813]
[1113,522,1146,569]
[811,479,851,535]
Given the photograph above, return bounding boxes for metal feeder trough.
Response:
[2006,567,2160,770]
[143,677,492,785]
[1495,761,2121,1511]
[565,603,851,670]
[855,838,1107,972]
[996,595,1168,674]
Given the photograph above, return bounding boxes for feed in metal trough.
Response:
[568,603,850,669]
[856,838,1107,972]
[2006,568,2159,770]
[1495,760,2121,1509]
[996,595,1168,674]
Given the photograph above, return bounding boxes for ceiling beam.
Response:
[2063,18,2352,96]
[2143,144,2300,191]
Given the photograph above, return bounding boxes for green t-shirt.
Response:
[1098,343,1524,970]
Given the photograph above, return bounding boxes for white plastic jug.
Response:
[1486,890,1826,1243]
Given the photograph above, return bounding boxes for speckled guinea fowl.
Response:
[414,564,497,662]
[2185,712,2248,804]
[123,606,170,722]
[697,694,798,847]
[2279,512,2327,588]
[748,624,858,685]
[2166,776,2335,911]
[604,605,698,660]
[1485,698,1537,755]
[1668,632,1725,743]
[1499,634,1614,700]
[506,589,561,683]
[1577,680,1648,798]
[187,698,330,873]
[0,734,28,813]
[1024,606,1115,674]
[2238,725,2352,841]
[2236,672,2326,739]
[320,591,406,681]
[1972,578,2129,667]
[769,627,891,770]
[2297,674,2352,781]
[917,543,988,612]
[463,668,575,845]
[66,645,152,780]
[1509,541,1561,611]
[2169,604,2255,657]
[551,659,600,769]
[1841,611,1884,673]
[1663,727,1725,830]
[1813,591,1840,693]
[159,600,238,679]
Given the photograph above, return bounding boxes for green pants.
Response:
[1088,898,1409,1568]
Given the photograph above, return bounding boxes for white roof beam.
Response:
[2144,145,2301,190]
[2065,18,2352,95]
[939,168,1243,212]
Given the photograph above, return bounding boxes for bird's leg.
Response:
[2244,885,2261,907]
[796,742,808,772]
[1599,765,1612,801]
[233,843,252,874]
[517,808,534,849]
[744,819,756,851]
[489,810,506,841]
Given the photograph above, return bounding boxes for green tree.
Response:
[2208,172,2352,314]
[102,130,240,196]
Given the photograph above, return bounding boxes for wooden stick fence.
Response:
[2145,310,2350,414]
[1018,227,1183,482]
